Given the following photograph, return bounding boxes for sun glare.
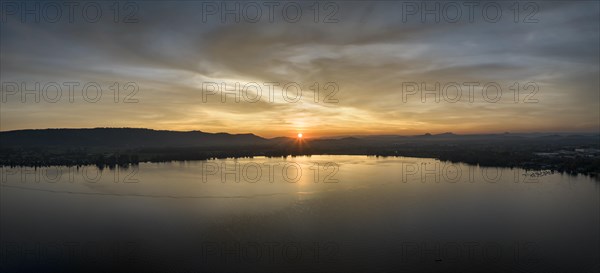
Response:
[297,133,303,138]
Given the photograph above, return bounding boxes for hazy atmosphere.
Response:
[1,1,599,273]
[1,1,598,137]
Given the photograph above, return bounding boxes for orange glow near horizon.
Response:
[1,125,598,139]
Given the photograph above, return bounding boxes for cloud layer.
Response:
[1,1,598,137]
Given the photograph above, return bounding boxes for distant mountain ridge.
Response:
[1,128,598,149]
[1,128,598,175]
[0,128,268,148]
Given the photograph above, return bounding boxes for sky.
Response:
[1,0,599,138]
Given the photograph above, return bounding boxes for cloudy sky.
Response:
[1,1,598,138]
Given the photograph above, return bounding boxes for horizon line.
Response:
[1,127,599,139]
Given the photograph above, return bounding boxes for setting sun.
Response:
[0,1,598,272]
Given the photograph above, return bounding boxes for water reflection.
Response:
[1,156,598,272]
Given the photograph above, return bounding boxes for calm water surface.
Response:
[1,155,598,272]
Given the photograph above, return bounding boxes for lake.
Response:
[1,155,598,272]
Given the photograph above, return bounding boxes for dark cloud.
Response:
[1,0,598,136]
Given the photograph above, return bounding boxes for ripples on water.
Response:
[1,156,598,272]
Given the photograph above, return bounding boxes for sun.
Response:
[297,133,303,138]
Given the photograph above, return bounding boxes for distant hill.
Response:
[0,128,268,148]
[1,128,598,175]
[1,128,598,149]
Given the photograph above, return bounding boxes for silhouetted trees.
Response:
[1,129,598,177]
